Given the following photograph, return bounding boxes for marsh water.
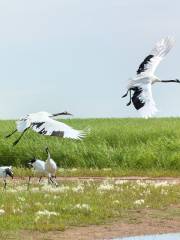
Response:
[114,233,180,240]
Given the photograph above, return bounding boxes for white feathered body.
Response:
[45,158,57,177]
[31,160,46,174]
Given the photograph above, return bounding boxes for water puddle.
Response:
[114,233,180,240]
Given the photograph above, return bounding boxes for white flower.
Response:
[98,181,114,192]
[136,180,147,187]
[161,189,168,195]
[73,204,91,211]
[115,180,128,185]
[70,168,78,172]
[102,168,112,171]
[41,184,69,193]
[72,184,84,193]
[153,182,170,187]
[0,209,5,215]
[35,210,59,218]
[13,208,23,214]
[18,197,25,202]
[134,199,145,205]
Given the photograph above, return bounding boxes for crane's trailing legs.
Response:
[122,89,132,106]
[3,169,13,190]
[13,127,30,146]
[5,129,17,138]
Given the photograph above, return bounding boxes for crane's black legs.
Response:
[122,90,129,98]
[48,175,58,186]
[122,89,132,106]
[39,176,42,183]
[5,129,17,138]
[3,178,7,190]
[126,90,132,106]
[13,128,29,146]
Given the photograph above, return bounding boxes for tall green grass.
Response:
[1,118,180,170]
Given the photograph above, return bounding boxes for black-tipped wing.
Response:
[137,55,154,75]
[31,118,88,140]
[136,37,175,76]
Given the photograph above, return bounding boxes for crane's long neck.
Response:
[161,80,180,83]
[46,150,51,162]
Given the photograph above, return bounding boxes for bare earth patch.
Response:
[6,206,180,240]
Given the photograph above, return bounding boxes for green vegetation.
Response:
[1,118,180,172]
[0,179,178,231]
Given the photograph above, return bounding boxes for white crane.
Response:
[6,111,88,145]
[122,37,180,118]
[27,157,46,184]
[44,147,58,186]
[0,166,13,189]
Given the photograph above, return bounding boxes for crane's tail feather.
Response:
[64,127,90,140]
[138,100,158,119]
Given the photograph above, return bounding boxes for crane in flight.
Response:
[122,37,180,118]
[6,111,88,145]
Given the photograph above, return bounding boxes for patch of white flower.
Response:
[0,209,5,215]
[13,208,23,214]
[97,181,114,192]
[161,189,168,195]
[31,187,40,192]
[113,200,120,204]
[72,184,84,193]
[7,185,27,193]
[115,180,128,185]
[134,199,145,205]
[136,180,148,187]
[70,168,78,172]
[102,168,112,171]
[18,197,25,202]
[41,184,70,193]
[153,181,170,188]
[73,204,91,211]
[35,210,59,218]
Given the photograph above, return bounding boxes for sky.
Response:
[0,0,180,119]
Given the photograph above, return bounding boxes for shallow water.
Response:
[114,233,180,240]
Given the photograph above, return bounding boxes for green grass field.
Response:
[1,118,180,174]
[0,179,179,232]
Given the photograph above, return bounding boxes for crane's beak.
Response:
[52,111,73,117]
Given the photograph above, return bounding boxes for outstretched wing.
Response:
[136,37,175,76]
[132,83,157,118]
[31,118,88,140]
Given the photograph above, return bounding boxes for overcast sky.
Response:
[0,0,180,119]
